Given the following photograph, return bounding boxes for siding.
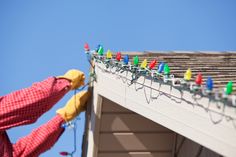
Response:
[98,98,173,157]
[97,97,222,157]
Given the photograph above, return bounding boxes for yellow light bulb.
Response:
[106,50,112,59]
[140,59,147,69]
[184,68,192,81]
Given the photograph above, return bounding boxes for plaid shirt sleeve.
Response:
[13,114,65,157]
[0,77,71,131]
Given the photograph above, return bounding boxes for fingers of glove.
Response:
[74,90,90,111]
[56,91,90,121]
[57,69,85,90]
[74,74,86,89]
[68,70,85,90]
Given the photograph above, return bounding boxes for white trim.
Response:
[86,91,103,157]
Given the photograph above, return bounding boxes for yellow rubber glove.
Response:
[57,91,90,122]
[57,69,85,90]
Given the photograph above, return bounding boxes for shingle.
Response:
[120,51,236,94]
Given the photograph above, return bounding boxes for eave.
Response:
[83,51,236,157]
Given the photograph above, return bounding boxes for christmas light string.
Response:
[59,90,79,157]
[88,44,235,106]
[59,44,96,156]
[84,43,236,127]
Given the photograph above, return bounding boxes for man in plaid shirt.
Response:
[0,69,90,157]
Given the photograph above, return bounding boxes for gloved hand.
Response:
[57,91,90,122]
[57,69,85,90]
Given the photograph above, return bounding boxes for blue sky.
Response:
[0,0,236,156]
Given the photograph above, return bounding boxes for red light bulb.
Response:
[149,59,157,69]
[116,52,121,61]
[195,73,203,85]
[59,152,69,156]
[84,43,90,51]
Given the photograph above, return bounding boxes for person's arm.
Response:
[13,115,65,157]
[0,77,70,131]
[12,90,90,157]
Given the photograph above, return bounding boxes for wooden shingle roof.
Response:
[124,51,236,94]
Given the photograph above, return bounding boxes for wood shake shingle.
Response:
[127,51,236,94]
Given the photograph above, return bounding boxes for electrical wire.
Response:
[59,53,96,156]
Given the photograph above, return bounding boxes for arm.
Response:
[0,77,70,131]
[12,90,90,157]
[13,115,65,157]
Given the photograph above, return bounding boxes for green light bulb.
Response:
[98,46,104,55]
[133,56,139,66]
[226,81,233,95]
[164,64,170,75]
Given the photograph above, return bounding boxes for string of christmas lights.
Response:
[83,43,236,128]
[84,43,236,108]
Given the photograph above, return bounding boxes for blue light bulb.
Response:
[157,62,164,73]
[123,55,129,65]
[206,77,213,90]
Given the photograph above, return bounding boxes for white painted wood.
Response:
[81,87,93,157]
[94,63,236,157]
[99,99,220,157]
[98,97,174,157]
[86,91,103,157]
[102,98,133,113]
[99,133,174,151]
[100,114,170,132]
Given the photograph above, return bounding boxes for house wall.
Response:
[98,98,173,157]
[84,59,236,157]
[97,98,221,157]
[88,62,236,157]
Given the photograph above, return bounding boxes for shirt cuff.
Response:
[55,77,71,91]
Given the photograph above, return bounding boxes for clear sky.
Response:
[0,0,236,156]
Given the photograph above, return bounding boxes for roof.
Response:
[125,51,236,94]
[82,50,236,157]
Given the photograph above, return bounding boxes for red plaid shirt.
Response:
[0,77,71,157]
